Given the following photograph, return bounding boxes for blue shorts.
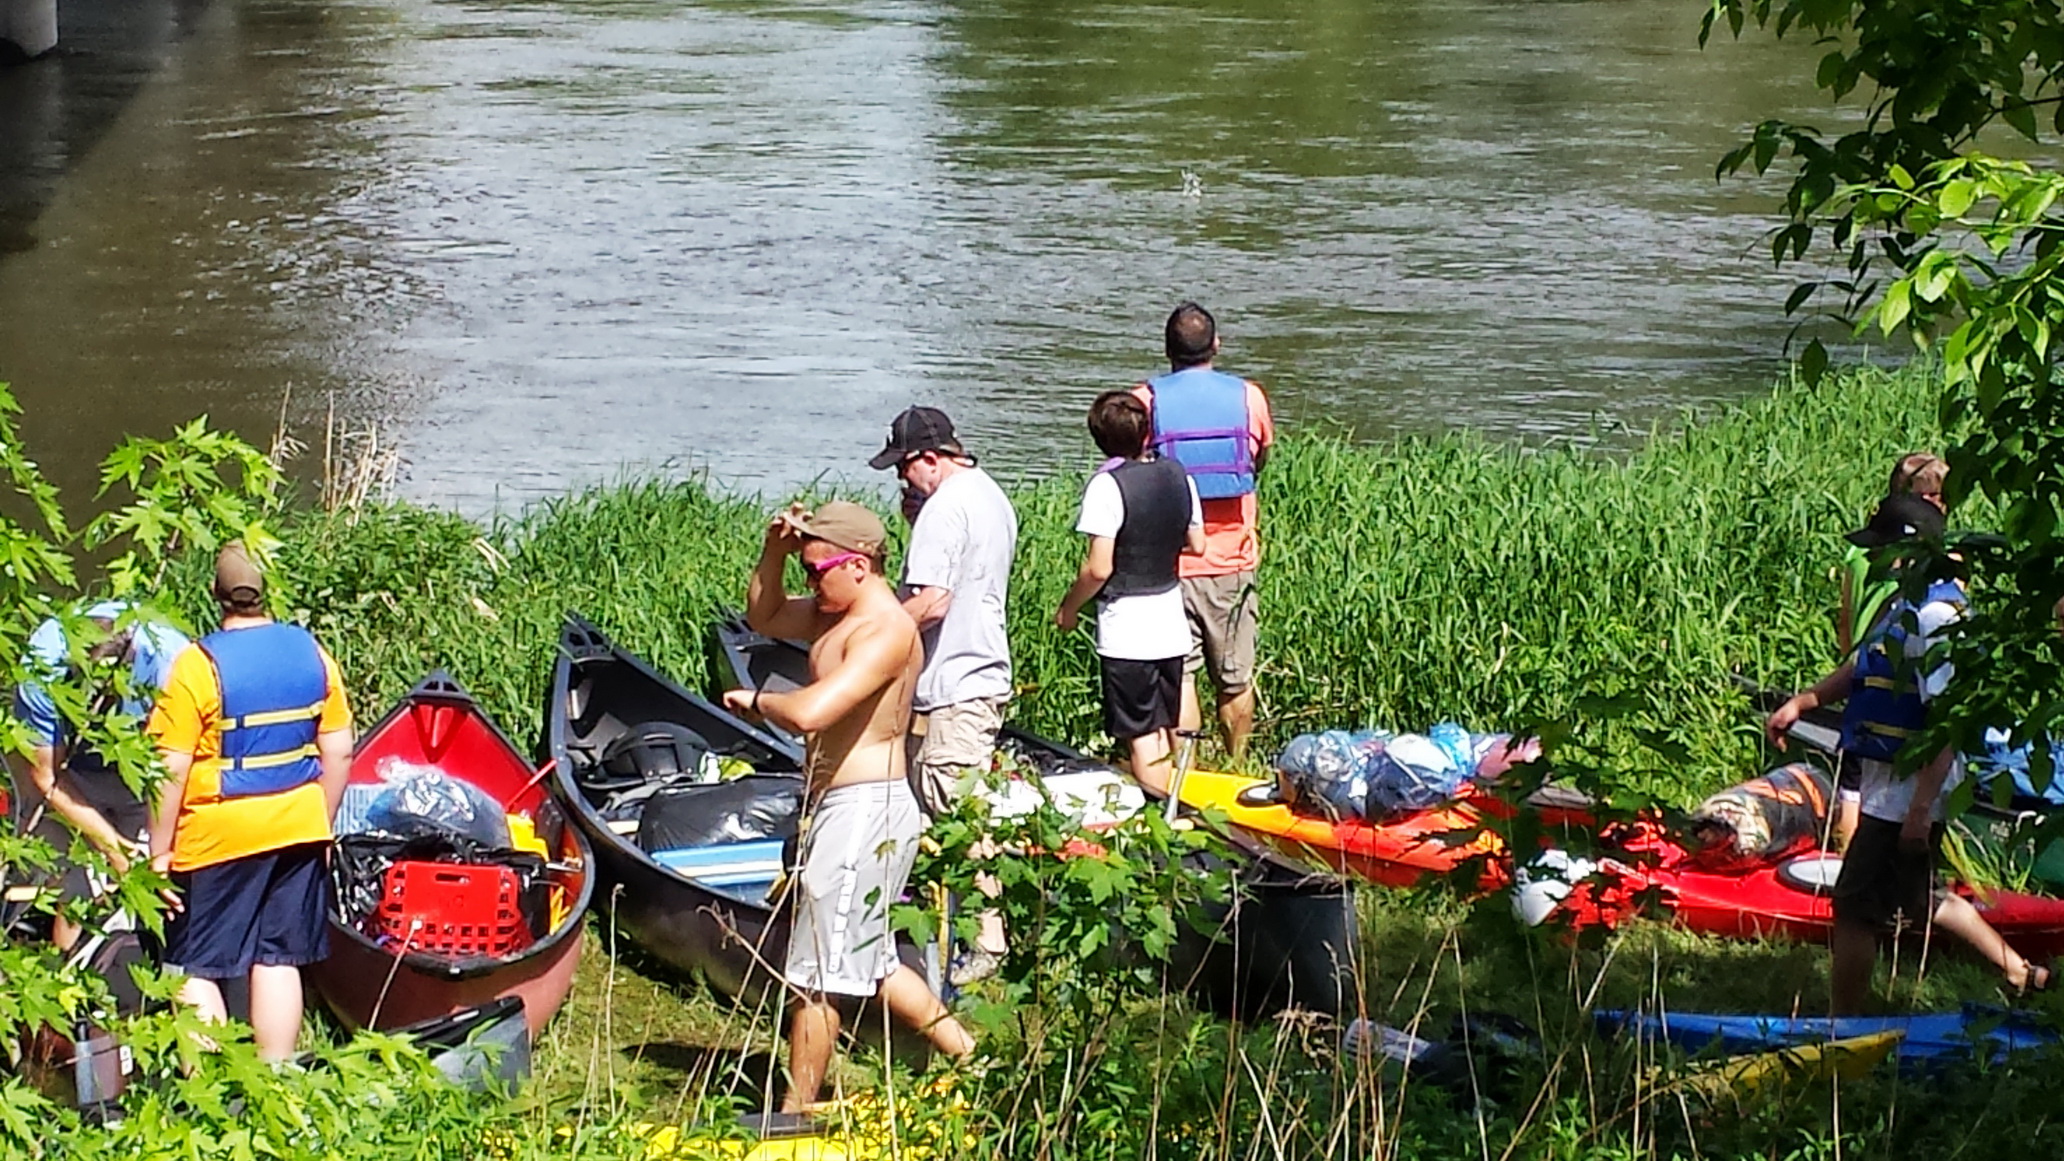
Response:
[162,842,331,980]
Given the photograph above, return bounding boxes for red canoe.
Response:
[306,672,593,1042]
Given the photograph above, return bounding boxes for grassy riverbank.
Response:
[108,360,2064,1158]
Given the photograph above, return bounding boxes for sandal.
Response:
[2010,960,2057,997]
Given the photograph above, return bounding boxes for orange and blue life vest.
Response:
[198,623,327,798]
[1839,577,1966,762]
[1148,367,1254,500]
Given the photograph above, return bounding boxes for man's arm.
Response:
[1901,746,1956,845]
[1765,659,1855,749]
[1055,537,1115,632]
[148,751,190,863]
[745,513,826,641]
[1249,382,1273,476]
[753,620,910,735]
[12,747,138,866]
[903,586,952,628]
[316,728,354,820]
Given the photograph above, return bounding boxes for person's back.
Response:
[1131,302,1273,762]
[146,542,354,1061]
[1056,391,1205,795]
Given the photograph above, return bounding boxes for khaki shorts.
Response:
[907,696,1006,816]
[783,781,923,997]
[1181,572,1258,693]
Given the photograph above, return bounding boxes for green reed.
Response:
[203,362,1949,810]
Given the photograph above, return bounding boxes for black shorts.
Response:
[1831,814,1943,931]
[1835,753,1863,796]
[162,842,331,980]
[1098,656,1182,742]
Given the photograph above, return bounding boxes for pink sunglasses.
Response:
[802,551,867,581]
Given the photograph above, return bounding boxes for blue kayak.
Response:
[1597,1005,2057,1070]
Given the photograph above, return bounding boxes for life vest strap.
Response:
[224,744,320,772]
[221,700,326,731]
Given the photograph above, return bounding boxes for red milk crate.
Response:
[371,861,531,959]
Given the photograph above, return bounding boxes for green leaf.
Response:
[1799,337,1829,386]
[1938,178,1979,219]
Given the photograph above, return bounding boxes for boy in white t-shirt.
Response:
[1055,391,1203,795]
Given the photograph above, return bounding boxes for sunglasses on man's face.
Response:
[802,551,867,582]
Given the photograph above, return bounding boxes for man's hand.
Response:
[764,504,808,556]
[1764,694,1812,750]
[148,851,184,912]
[1899,807,1932,854]
[722,689,760,719]
[1054,604,1078,633]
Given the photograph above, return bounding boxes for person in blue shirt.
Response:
[9,600,190,950]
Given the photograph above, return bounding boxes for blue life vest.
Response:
[1147,368,1255,500]
[198,623,328,799]
[1839,578,1966,761]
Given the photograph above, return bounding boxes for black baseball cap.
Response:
[868,406,966,470]
[1845,491,1946,548]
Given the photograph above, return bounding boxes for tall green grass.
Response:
[217,363,1945,807]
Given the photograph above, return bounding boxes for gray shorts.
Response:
[1182,571,1259,692]
[907,696,1006,816]
[783,781,923,998]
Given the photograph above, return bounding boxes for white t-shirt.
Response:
[1857,596,1964,824]
[1073,467,1203,661]
[901,467,1018,712]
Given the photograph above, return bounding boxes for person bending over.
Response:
[724,500,974,1110]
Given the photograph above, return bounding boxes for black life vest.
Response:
[1102,458,1190,599]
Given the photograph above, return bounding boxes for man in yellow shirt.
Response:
[146,543,353,1061]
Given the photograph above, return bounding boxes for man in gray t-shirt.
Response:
[870,405,1018,983]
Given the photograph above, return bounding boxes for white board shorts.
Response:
[783,780,923,998]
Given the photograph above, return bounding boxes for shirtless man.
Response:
[722,500,975,1110]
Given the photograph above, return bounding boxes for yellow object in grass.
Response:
[630,1076,968,1160]
[1647,1030,1903,1107]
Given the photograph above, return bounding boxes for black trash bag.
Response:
[1686,762,1832,871]
[635,775,802,853]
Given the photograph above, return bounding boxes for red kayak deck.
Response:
[1567,829,2064,959]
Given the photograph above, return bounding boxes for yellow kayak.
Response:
[1175,767,1509,888]
[1648,1030,1904,1106]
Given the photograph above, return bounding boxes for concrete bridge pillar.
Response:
[1,0,59,61]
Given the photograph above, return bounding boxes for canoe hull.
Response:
[1600,1004,2057,1069]
[307,929,581,1042]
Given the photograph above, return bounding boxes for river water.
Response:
[0,0,1835,515]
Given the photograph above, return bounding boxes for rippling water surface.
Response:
[0,0,1838,513]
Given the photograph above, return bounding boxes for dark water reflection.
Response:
[0,0,1840,514]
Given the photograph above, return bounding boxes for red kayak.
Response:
[306,672,593,1042]
[1556,825,2064,959]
